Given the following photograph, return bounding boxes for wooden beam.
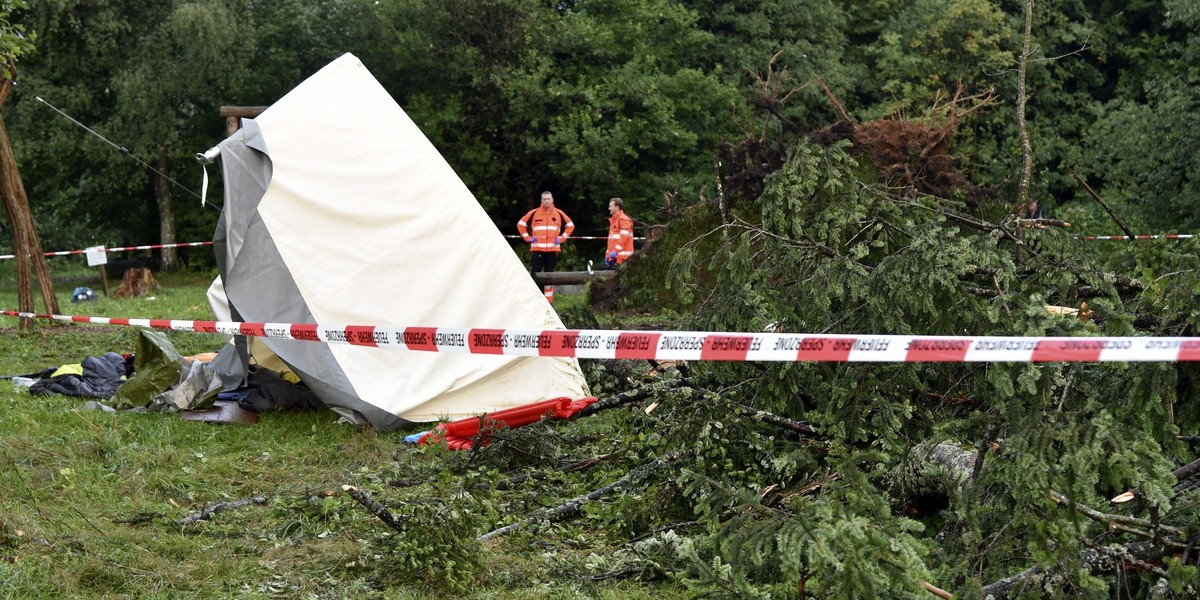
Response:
[533,270,615,286]
[219,106,268,118]
[219,106,268,136]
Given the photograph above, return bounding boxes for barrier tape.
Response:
[4,311,1200,363]
[0,241,214,261]
[1084,235,1194,240]
[502,234,646,241]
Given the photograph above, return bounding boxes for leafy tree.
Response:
[856,0,1013,119]
[682,0,854,125]
[108,0,253,271]
[8,0,252,268]
[1072,1,1200,233]
[7,0,388,266]
[377,0,740,241]
[0,0,32,76]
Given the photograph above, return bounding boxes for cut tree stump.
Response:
[112,267,160,298]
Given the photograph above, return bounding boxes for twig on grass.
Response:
[176,496,267,529]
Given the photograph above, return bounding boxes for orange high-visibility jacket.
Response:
[517,207,575,253]
[607,210,635,263]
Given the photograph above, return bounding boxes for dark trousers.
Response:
[530,251,558,280]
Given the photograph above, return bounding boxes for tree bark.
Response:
[1014,0,1035,265]
[155,147,178,272]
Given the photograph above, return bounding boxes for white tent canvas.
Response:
[209,53,588,429]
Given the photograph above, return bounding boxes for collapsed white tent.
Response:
[206,53,588,430]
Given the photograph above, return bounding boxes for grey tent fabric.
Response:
[207,53,589,431]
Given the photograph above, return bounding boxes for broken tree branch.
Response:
[1050,490,1186,544]
[922,580,953,599]
[1069,167,1135,240]
[727,399,818,436]
[980,541,1168,599]
[576,378,692,418]
[176,496,267,529]
[342,485,405,533]
[494,453,615,491]
[478,450,685,541]
[814,74,851,123]
[1014,217,1072,229]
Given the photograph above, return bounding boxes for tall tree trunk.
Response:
[1015,0,1034,264]
[0,78,60,326]
[155,147,178,272]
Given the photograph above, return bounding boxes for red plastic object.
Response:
[421,396,598,450]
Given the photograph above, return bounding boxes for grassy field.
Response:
[0,267,679,599]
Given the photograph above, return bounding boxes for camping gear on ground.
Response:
[71,287,98,303]
[29,352,127,399]
[202,53,589,430]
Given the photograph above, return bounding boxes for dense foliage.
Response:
[627,139,1200,596]
[1,0,1196,259]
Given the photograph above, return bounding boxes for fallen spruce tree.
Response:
[336,139,1200,598]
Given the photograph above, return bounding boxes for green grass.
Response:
[0,271,683,599]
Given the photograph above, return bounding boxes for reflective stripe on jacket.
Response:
[517,207,575,253]
[607,211,635,263]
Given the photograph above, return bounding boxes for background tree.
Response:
[7,0,383,268]
[1070,0,1200,233]
[377,0,741,241]
[109,0,252,271]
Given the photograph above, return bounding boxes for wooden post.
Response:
[98,264,110,297]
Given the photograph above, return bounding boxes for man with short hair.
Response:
[606,197,634,267]
[517,191,574,302]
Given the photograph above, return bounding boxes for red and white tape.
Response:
[503,234,646,241]
[4,311,1200,363]
[0,241,213,260]
[1084,234,1194,240]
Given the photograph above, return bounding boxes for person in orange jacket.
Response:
[517,191,575,279]
[605,197,634,267]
